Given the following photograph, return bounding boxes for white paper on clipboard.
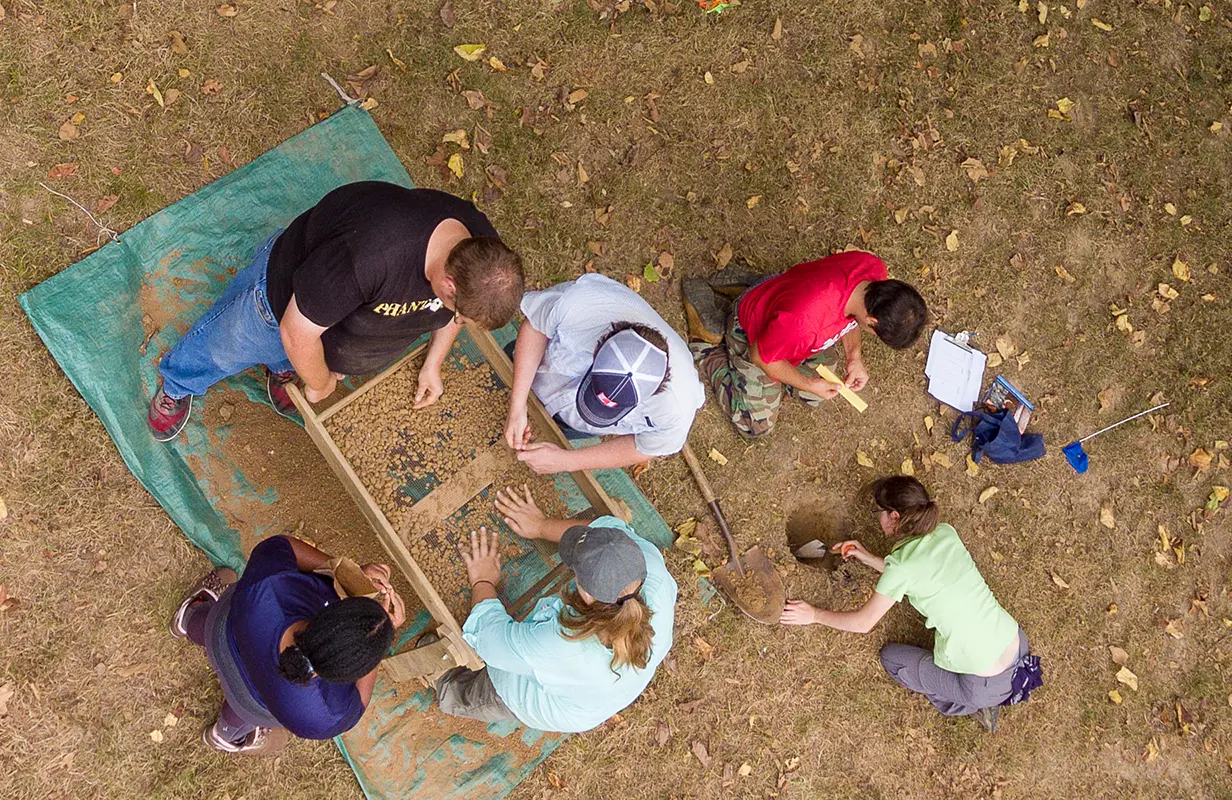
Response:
[924,330,986,412]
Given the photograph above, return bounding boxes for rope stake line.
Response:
[38,183,120,245]
[321,72,359,105]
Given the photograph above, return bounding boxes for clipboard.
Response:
[924,330,986,412]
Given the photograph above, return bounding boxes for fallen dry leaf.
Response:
[1092,17,1113,31]
[163,712,179,728]
[655,722,670,747]
[856,450,874,468]
[1172,257,1190,282]
[1109,646,1130,665]
[1100,504,1115,529]
[746,195,761,209]
[453,44,487,61]
[201,78,222,95]
[1190,448,1213,470]
[901,457,915,476]
[447,153,464,178]
[704,70,714,85]
[567,88,588,105]
[624,274,642,293]
[945,230,959,251]
[1142,737,1159,762]
[960,157,987,182]
[442,129,469,148]
[439,0,455,27]
[1116,665,1139,692]
[978,486,999,504]
[169,29,188,55]
[0,497,6,521]
[1066,201,1087,216]
[691,740,712,768]
[715,242,733,268]
[488,56,507,72]
[149,729,164,743]
[1050,571,1070,590]
[576,162,589,185]
[708,448,728,466]
[995,335,1017,360]
[965,454,980,478]
[1164,619,1184,639]
[48,162,79,179]
[57,119,79,140]
[924,415,934,433]
[96,195,119,213]
[771,17,782,41]
[216,3,238,17]
[146,78,164,107]
[1097,386,1120,413]
[930,451,954,469]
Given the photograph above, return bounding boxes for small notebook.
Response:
[924,330,987,412]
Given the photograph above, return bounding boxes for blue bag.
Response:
[950,409,1045,464]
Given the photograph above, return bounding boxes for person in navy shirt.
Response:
[169,536,405,754]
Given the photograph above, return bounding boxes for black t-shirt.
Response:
[266,182,498,375]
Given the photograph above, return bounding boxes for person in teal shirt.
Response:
[780,476,1035,732]
[432,486,677,733]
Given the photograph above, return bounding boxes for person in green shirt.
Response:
[779,476,1034,732]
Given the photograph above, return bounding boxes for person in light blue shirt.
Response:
[432,486,677,733]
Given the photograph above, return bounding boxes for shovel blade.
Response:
[711,546,786,625]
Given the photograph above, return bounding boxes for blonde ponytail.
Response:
[558,587,655,672]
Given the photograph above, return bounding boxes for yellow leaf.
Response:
[1109,646,1130,665]
[1190,448,1212,469]
[1056,97,1075,114]
[1037,0,1048,24]
[692,559,711,577]
[1055,264,1075,282]
[70,112,85,124]
[1114,314,1133,333]
[1164,202,1178,216]
[1165,619,1184,639]
[577,162,589,185]
[978,486,999,504]
[442,129,469,148]
[945,230,959,251]
[901,457,915,476]
[447,153,464,178]
[386,48,408,71]
[149,729,165,742]
[1116,666,1139,692]
[1047,109,1065,120]
[930,452,954,469]
[1050,571,1070,590]
[1158,283,1179,300]
[746,195,761,209]
[856,450,874,468]
[146,79,164,108]
[567,88,588,104]
[708,448,728,466]
[359,97,379,111]
[1211,121,1224,133]
[924,415,934,433]
[965,454,979,478]
[0,497,6,520]
[488,56,507,72]
[961,158,987,182]
[1092,18,1113,31]
[453,44,487,61]
[1100,504,1115,529]
[995,335,1017,360]
[164,712,179,727]
[738,763,753,777]
[178,68,191,78]
[216,3,238,17]
[1033,33,1050,48]
[1066,202,1086,216]
[1108,689,1123,705]
[894,207,908,224]
[704,71,714,85]
[771,18,782,41]
[1143,737,1159,763]
[1171,257,1190,282]
[1158,524,1171,551]
[1211,485,1230,503]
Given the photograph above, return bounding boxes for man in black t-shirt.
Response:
[147,182,524,442]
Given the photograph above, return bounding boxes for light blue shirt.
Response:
[461,516,677,732]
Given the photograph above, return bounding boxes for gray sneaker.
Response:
[975,705,1001,733]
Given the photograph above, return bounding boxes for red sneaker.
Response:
[266,369,299,418]
[148,385,192,442]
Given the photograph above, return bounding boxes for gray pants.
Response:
[435,667,519,724]
[879,629,1029,716]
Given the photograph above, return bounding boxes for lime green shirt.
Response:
[874,523,1018,674]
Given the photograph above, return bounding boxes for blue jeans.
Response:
[159,233,293,399]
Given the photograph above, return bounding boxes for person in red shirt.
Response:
[690,251,926,437]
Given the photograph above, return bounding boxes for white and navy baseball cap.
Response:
[576,328,668,428]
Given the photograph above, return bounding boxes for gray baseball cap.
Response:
[559,525,648,604]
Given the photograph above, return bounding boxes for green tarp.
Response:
[19,104,670,799]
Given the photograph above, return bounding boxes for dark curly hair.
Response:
[277,597,394,685]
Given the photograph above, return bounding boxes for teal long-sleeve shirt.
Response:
[461,516,677,733]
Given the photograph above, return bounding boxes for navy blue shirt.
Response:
[227,537,366,739]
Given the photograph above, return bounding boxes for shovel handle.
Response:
[680,443,716,503]
[680,444,744,576]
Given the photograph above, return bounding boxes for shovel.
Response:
[680,443,785,624]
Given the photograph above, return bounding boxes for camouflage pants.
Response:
[692,314,835,438]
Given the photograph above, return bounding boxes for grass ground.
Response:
[2,1,1231,798]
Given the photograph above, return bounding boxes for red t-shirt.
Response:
[737,251,888,365]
